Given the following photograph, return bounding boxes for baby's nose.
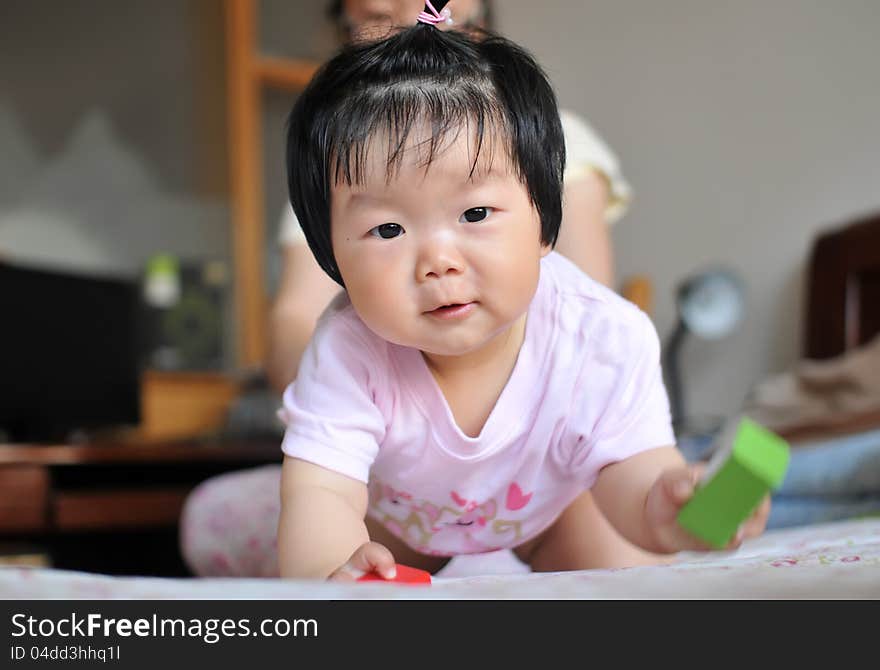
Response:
[415,236,465,281]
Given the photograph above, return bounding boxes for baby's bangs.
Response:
[329,79,513,186]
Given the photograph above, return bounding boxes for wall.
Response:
[2,1,878,415]
[0,1,335,285]
[0,1,228,199]
[0,1,231,278]
[498,0,880,419]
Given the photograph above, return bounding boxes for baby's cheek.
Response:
[347,286,414,347]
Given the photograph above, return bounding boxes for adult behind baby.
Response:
[278,4,770,579]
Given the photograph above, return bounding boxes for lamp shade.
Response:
[677,269,745,340]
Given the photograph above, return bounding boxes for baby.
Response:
[278,3,769,580]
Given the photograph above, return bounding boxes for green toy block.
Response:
[677,417,790,549]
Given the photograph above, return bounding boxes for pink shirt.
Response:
[280,252,674,556]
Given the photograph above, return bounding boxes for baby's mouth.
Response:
[425,302,477,319]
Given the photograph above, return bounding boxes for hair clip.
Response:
[417,1,453,27]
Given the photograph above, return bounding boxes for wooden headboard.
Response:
[805,211,880,360]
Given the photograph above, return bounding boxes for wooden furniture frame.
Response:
[225,0,318,368]
[0,439,280,575]
[804,211,880,360]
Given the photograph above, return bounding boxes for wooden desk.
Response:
[0,438,281,575]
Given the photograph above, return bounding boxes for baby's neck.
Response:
[422,314,528,438]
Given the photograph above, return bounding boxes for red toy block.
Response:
[357,563,432,585]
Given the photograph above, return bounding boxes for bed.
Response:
[2,212,880,599]
[1,517,878,598]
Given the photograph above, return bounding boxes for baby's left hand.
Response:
[644,465,771,552]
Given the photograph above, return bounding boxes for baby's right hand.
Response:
[327,541,397,582]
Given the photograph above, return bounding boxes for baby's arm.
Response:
[591,446,770,554]
[278,456,395,580]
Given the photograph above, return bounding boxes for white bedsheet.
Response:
[2,518,879,599]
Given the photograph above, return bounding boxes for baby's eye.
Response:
[460,207,493,224]
[369,222,404,239]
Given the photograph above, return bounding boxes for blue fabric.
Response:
[767,496,880,529]
[768,428,880,528]
[777,427,880,496]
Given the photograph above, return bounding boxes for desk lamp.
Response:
[663,269,745,433]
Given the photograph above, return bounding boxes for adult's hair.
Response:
[286,23,565,286]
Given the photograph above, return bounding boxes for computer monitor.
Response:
[0,261,141,443]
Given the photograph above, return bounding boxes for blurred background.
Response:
[1,1,878,574]
[3,1,879,417]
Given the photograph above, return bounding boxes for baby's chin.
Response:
[376,332,493,359]
[418,342,484,358]
[357,313,520,359]
[417,330,518,360]
[390,338,486,358]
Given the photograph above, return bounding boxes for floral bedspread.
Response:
[2,518,878,599]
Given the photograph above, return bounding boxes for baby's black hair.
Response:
[326,1,496,37]
[286,23,565,286]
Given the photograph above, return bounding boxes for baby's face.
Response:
[345,1,485,41]
[330,129,549,359]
